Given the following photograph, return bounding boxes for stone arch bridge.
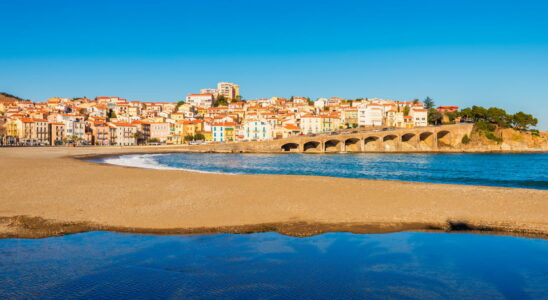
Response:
[195,124,474,153]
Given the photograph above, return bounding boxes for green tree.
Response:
[184,135,194,142]
[511,112,538,130]
[193,133,205,141]
[289,96,294,102]
[424,97,435,109]
[427,108,442,125]
[403,106,410,116]
[412,98,420,104]
[486,107,509,127]
[459,107,473,122]
[176,100,185,108]
[446,111,457,122]
[214,95,228,107]
[306,97,313,106]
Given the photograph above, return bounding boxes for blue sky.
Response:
[1,0,547,129]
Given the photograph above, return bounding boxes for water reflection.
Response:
[1,231,547,299]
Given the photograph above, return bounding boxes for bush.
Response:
[485,132,502,143]
[476,120,496,132]
[461,134,471,144]
[531,129,540,137]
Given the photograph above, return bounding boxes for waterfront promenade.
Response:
[0,146,547,238]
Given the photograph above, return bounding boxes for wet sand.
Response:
[0,146,547,238]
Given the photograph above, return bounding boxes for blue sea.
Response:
[1,231,547,299]
[98,152,548,189]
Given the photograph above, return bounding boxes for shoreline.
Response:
[1,146,547,239]
[86,151,548,191]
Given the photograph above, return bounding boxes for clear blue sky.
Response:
[1,0,547,129]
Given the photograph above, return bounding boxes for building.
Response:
[385,110,404,128]
[243,119,272,141]
[109,123,137,146]
[217,82,239,100]
[212,122,235,142]
[186,93,214,108]
[320,114,341,132]
[89,121,110,145]
[357,105,383,127]
[410,108,428,127]
[437,106,459,113]
[300,115,321,134]
[150,122,170,143]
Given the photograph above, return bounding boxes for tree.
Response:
[403,106,410,116]
[427,108,442,125]
[486,107,509,127]
[107,109,117,119]
[214,95,228,107]
[193,133,205,141]
[306,97,313,106]
[511,112,538,130]
[446,111,457,123]
[412,99,420,104]
[424,97,435,110]
[289,96,294,102]
[459,107,473,122]
[184,135,194,142]
[176,100,185,107]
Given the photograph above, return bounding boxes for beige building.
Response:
[49,122,65,145]
[217,82,239,100]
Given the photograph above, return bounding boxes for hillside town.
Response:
[0,82,460,146]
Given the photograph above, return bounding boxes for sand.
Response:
[0,146,547,238]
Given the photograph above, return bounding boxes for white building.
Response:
[385,110,404,128]
[200,88,219,97]
[186,93,214,108]
[357,104,383,127]
[300,115,321,134]
[410,108,428,127]
[314,98,327,111]
[244,119,273,141]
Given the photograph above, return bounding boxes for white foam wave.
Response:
[100,154,234,174]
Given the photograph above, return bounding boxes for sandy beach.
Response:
[0,146,547,238]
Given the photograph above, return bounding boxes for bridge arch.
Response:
[303,141,321,152]
[281,142,299,152]
[363,136,380,151]
[324,139,342,152]
[344,138,361,152]
[419,132,435,149]
[382,134,398,151]
[437,130,452,148]
[401,133,418,150]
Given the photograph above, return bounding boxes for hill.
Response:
[0,92,31,103]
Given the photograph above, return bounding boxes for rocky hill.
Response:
[0,92,30,103]
[462,127,548,152]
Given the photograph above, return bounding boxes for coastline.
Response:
[1,146,547,239]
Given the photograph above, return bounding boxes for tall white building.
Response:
[357,104,383,127]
